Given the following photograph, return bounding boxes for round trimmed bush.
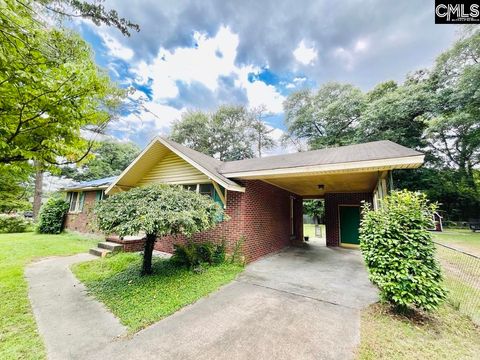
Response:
[359,190,447,312]
[0,215,31,233]
[37,197,70,234]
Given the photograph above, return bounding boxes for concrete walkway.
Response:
[26,254,126,360]
[27,245,378,360]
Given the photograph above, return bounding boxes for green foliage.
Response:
[37,197,69,234]
[0,0,125,171]
[95,184,223,238]
[0,215,31,233]
[284,82,365,149]
[39,0,140,36]
[95,184,224,275]
[303,199,324,223]
[170,105,276,161]
[360,190,447,311]
[62,140,140,181]
[171,241,227,269]
[0,165,33,213]
[231,235,245,264]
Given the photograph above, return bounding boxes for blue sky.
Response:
[73,0,458,152]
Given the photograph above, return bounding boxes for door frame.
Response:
[338,204,361,248]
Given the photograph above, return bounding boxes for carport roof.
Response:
[219,140,423,176]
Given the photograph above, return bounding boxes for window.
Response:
[67,191,85,212]
[199,183,214,197]
[183,184,197,192]
[96,190,108,201]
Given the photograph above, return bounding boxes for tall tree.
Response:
[359,76,433,150]
[171,105,274,161]
[427,29,480,188]
[211,105,255,161]
[170,111,215,157]
[62,140,140,182]
[283,82,365,150]
[37,0,139,36]
[250,106,276,157]
[0,165,33,213]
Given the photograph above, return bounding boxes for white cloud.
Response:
[293,40,318,65]
[293,76,307,83]
[354,39,369,52]
[99,32,134,60]
[333,38,370,70]
[131,26,285,115]
[285,83,295,89]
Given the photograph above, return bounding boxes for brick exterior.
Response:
[154,180,303,262]
[324,192,373,246]
[64,180,303,263]
[64,191,99,233]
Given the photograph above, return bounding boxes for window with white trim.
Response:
[67,191,85,212]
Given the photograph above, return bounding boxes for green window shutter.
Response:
[95,190,102,202]
[66,192,72,203]
[213,187,224,222]
[79,192,85,211]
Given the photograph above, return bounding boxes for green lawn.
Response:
[0,232,98,360]
[433,229,480,256]
[359,303,480,359]
[72,253,243,333]
[303,224,325,238]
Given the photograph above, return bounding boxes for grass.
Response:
[303,224,325,238]
[72,253,244,333]
[433,229,480,256]
[0,232,98,360]
[358,303,480,359]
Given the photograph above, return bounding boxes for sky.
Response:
[73,0,458,153]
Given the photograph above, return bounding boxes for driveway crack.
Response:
[235,279,360,310]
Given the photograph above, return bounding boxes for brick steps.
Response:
[89,241,124,257]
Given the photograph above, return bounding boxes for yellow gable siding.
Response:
[137,151,210,186]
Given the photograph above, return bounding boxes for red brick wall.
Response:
[154,180,302,262]
[324,192,373,246]
[64,191,99,233]
[65,181,302,262]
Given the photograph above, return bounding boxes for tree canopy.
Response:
[288,29,480,221]
[95,184,224,275]
[62,140,140,181]
[170,105,276,161]
[0,0,126,171]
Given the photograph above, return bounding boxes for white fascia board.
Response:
[221,155,425,179]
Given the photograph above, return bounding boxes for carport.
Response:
[221,140,425,247]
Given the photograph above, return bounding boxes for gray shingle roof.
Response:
[219,140,422,174]
[63,176,117,191]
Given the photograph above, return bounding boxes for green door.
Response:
[339,206,361,245]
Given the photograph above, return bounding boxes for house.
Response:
[62,137,424,261]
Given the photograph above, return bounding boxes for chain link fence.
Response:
[435,241,480,325]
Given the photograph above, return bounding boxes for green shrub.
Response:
[359,190,447,312]
[213,238,226,265]
[0,215,30,233]
[37,198,69,234]
[171,241,227,269]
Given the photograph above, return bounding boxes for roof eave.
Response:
[221,154,425,179]
[105,137,245,195]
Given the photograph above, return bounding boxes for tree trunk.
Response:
[141,234,156,275]
[33,161,43,220]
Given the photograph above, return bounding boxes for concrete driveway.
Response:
[28,245,378,360]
